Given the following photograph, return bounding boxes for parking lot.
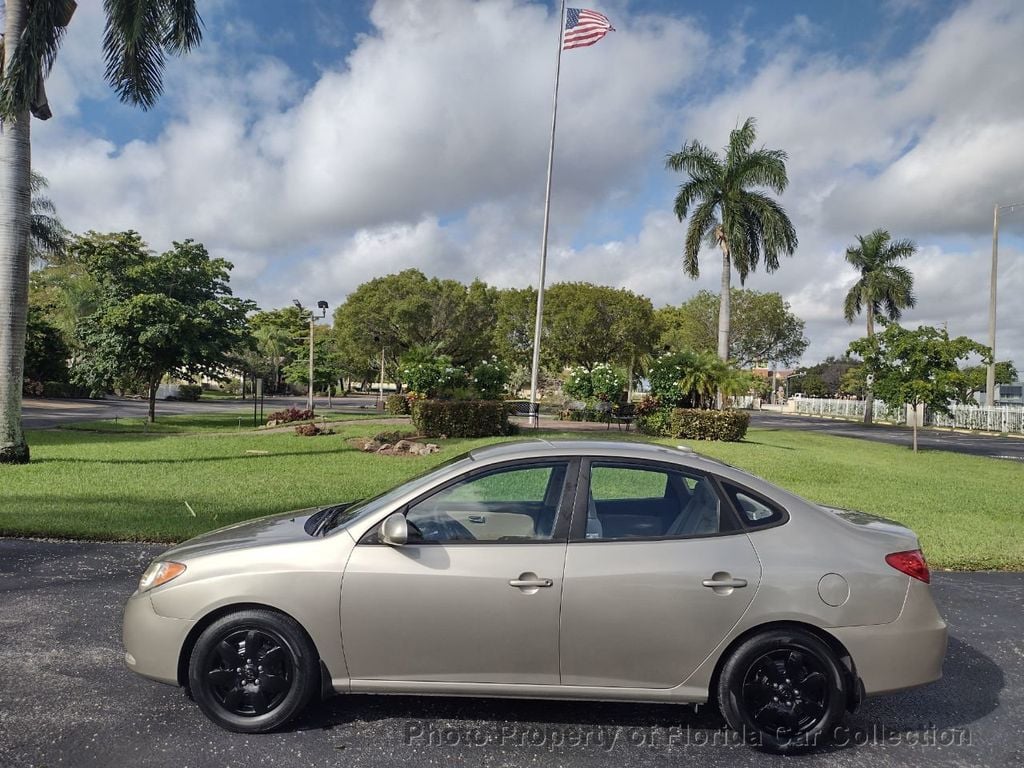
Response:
[1,538,1020,768]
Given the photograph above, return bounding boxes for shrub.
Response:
[386,394,411,415]
[175,383,202,402]
[669,408,749,441]
[373,428,418,444]
[294,423,330,437]
[267,407,314,424]
[412,400,516,438]
[470,357,510,400]
[589,363,626,401]
[635,408,673,437]
[399,356,468,398]
[562,367,593,401]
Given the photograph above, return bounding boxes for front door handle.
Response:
[509,578,553,588]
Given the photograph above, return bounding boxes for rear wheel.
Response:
[716,628,847,753]
[188,609,319,733]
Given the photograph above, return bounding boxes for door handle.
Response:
[509,578,553,588]
[702,577,748,589]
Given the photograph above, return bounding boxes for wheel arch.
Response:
[707,620,864,712]
[176,602,324,692]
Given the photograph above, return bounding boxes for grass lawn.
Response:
[1,417,1021,569]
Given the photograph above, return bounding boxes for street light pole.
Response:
[296,300,328,413]
[987,202,1023,406]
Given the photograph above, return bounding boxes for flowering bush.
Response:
[470,357,510,400]
[589,363,626,401]
[562,367,593,401]
[399,357,468,399]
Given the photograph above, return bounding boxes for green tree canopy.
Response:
[333,269,497,387]
[657,288,807,367]
[71,232,254,421]
[849,324,990,451]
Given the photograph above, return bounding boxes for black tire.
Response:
[187,609,319,733]
[716,628,847,753]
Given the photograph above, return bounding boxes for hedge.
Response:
[411,400,517,438]
[386,394,411,415]
[669,408,749,441]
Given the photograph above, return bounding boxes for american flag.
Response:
[563,8,614,50]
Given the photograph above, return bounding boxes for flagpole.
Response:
[528,0,566,427]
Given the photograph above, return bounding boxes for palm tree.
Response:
[1,1,202,463]
[843,229,917,424]
[29,172,69,265]
[666,118,797,369]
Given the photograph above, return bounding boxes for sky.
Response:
[24,0,1024,367]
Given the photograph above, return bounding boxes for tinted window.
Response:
[580,463,726,540]
[406,463,568,543]
[722,483,786,528]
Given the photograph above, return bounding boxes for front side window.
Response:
[405,463,569,543]
[580,463,727,540]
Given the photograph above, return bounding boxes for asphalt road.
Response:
[750,412,1024,461]
[20,395,382,430]
[1,539,1020,768]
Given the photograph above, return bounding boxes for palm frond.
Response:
[0,0,77,120]
[102,0,203,109]
[725,117,758,168]
[683,199,718,279]
[842,282,863,323]
[731,147,789,195]
[665,140,722,181]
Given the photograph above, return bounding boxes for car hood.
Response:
[160,509,318,561]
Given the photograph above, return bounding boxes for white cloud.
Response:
[26,0,1024,370]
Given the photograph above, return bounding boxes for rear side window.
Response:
[722,483,786,528]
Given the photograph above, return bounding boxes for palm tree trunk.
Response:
[0,0,33,463]
[863,301,875,426]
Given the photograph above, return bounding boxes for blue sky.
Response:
[30,0,1024,366]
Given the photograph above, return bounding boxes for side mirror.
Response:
[380,512,408,546]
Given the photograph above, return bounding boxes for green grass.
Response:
[0,421,1021,569]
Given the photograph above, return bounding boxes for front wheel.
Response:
[716,628,847,753]
[188,609,319,733]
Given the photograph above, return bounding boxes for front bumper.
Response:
[122,590,195,686]
[830,579,947,696]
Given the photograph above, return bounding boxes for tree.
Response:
[333,270,497,387]
[657,289,808,367]
[666,117,798,371]
[952,361,1018,402]
[1,0,203,463]
[23,304,69,385]
[245,307,309,394]
[493,287,538,369]
[542,282,656,374]
[843,229,917,424]
[29,172,69,265]
[71,232,254,422]
[849,324,989,452]
[282,325,346,399]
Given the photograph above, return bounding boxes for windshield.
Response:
[320,453,474,534]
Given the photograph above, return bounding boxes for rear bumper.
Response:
[122,591,195,686]
[830,579,947,696]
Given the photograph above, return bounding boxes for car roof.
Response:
[468,439,696,463]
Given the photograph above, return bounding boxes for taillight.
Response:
[885,549,930,583]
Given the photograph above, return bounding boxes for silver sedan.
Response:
[123,440,947,752]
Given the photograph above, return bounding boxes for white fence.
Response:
[787,397,901,422]
[786,398,1024,434]
[930,405,1024,434]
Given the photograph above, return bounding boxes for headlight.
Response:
[138,561,187,592]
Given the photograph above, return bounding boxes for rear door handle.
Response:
[509,578,553,588]
[702,577,748,589]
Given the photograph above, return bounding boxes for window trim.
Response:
[358,457,580,546]
[568,458,745,543]
[718,480,790,532]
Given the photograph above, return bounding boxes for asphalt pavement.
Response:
[0,539,1020,768]
[20,395,381,430]
[750,412,1024,461]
